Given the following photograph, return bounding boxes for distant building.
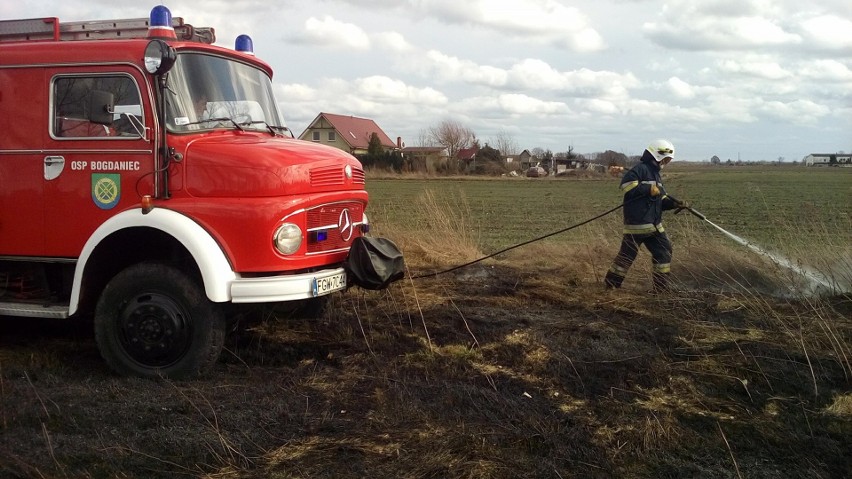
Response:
[803,153,852,167]
[457,146,478,161]
[299,112,396,156]
[455,146,479,170]
[504,149,533,168]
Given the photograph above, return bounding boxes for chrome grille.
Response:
[306,202,364,253]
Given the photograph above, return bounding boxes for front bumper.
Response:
[229,267,346,303]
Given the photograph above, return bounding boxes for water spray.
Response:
[679,207,837,296]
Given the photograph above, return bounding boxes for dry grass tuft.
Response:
[371,188,483,269]
[825,393,852,416]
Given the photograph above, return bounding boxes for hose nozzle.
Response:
[685,207,706,221]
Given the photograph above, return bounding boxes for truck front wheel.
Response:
[94,263,225,379]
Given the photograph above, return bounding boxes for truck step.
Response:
[0,301,69,319]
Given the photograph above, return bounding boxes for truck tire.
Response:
[94,262,225,379]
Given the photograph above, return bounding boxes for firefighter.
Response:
[604,139,688,292]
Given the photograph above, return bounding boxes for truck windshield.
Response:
[165,52,288,134]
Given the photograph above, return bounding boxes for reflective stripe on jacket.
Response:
[619,152,677,234]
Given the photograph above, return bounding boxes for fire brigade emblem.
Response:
[91,173,121,210]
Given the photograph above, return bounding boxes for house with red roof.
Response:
[456,145,479,169]
[299,112,397,156]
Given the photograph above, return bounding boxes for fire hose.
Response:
[410,200,634,279]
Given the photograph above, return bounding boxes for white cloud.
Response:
[716,57,792,80]
[278,83,318,102]
[454,93,568,121]
[736,16,800,45]
[393,48,641,102]
[505,59,567,90]
[301,16,371,50]
[644,17,800,50]
[413,50,508,87]
[372,31,414,52]
[354,76,448,105]
[667,77,695,99]
[799,15,852,52]
[404,0,605,51]
[497,93,568,115]
[643,0,801,51]
[580,99,620,115]
[759,99,831,124]
[799,59,852,82]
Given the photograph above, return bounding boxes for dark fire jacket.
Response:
[618,151,679,235]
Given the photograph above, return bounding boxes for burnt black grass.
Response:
[1,165,850,478]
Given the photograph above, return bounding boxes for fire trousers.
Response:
[604,232,672,291]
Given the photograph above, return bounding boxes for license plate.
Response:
[312,271,346,297]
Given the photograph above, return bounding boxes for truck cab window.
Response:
[165,52,287,133]
[53,75,143,139]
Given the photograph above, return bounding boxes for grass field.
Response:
[366,164,851,251]
[0,164,849,478]
[367,164,851,295]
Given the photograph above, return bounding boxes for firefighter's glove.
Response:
[674,199,690,214]
[649,184,660,197]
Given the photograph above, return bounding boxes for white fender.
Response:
[69,208,236,315]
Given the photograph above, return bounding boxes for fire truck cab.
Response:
[0,6,369,378]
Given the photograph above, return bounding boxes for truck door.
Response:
[0,67,47,256]
[45,70,155,257]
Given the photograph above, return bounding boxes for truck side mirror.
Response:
[88,90,115,125]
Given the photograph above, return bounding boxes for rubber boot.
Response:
[604,271,624,289]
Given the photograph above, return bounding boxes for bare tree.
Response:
[428,120,475,168]
[491,129,518,156]
[414,128,433,147]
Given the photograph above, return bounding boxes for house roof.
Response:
[457,146,478,160]
[307,112,397,150]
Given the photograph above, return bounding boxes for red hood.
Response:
[182,134,364,197]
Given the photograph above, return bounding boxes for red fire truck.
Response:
[0,6,373,378]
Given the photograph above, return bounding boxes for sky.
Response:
[4,0,851,162]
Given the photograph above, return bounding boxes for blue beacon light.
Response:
[235,34,255,55]
[148,5,177,39]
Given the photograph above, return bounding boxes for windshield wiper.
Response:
[181,117,245,131]
[180,117,292,137]
[237,120,293,138]
[269,125,294,138]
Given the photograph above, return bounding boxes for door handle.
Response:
[44,155,66,180]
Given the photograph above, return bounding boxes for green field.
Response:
[366,165,851,253]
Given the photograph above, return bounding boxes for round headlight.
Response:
[274,223,302,255]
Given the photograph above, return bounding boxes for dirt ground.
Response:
[1,262,850,478]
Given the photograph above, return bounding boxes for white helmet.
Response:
[646,139,675,164]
